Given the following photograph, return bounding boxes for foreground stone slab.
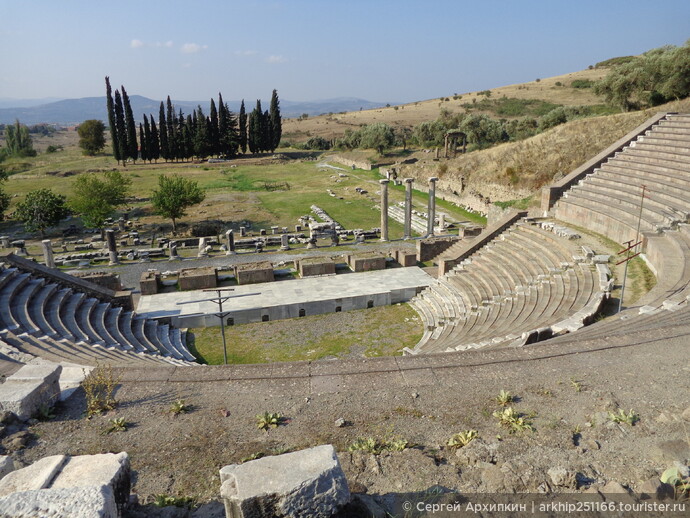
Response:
[0,485,117,517]
[220,444,350,518]
[0,363,62,420]
[0,452,130,517]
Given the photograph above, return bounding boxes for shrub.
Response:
[570,79,594,89]
[303,136,331,150]
[82,363,121,417]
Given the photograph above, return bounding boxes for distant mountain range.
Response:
[0,96,389,125]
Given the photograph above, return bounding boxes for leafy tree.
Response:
[239,100,247,153]
[151,174,205,233]
[4,119,36,157]
[459,114,507,148]
[70,171,131,233]
[0,171,9,221]
[269,89,281,151]
[358,122,395,155]
[121,86,138,162]
[105,77,120,162]
[15,189,70,237]
[77,119,106,155]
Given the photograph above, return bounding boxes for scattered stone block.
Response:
[297,257,336,277]
[219,445,350,518]
[0,364,62,421]
[139,270,160,296]
[0,452,130,516]
[234,262,274,285]
[347,252,386,272]
[179,267,218,291]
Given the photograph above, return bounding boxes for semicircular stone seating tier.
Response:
[408,219,604,354]
[553,112,690,309]
[0,263,197,367]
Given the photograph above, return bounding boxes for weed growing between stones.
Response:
[661,466,690,499]
[494,389,515,407]
[82,363,121,418]
[153,494,197,509]
[608,408,640,426]
[256,412,284,431]
[447,430,479,450]
[170,399,190,416]
[35,402,56,421]
[103,417,128,434]
[347,434,409,455]
[493,407,535,434]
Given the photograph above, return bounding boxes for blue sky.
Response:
[1,0,689,103]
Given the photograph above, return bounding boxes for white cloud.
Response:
[234,50,258,56]
[181,42,208,54]
[155,40,174,48]
[130,39,144,49]
[266,54,287,64]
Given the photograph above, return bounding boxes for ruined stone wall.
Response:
[416,236,460,263]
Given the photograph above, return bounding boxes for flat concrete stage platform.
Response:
[136,267,433,327]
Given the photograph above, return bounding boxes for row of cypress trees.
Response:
[105,77,281,164]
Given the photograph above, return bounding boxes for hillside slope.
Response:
[388,96,690,213]
[282,67,608,142]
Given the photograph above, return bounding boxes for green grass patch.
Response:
[187,303,423,365]
[494,196,534,211]
[462,97,562,118]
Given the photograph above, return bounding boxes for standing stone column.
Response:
[280,233,290,251]
[42,239,56,268]
[438,213,445,233]
[379,179,390,242]
[105,230,119,265]
[198,237,209,258]
[404,178,414,240]
[225,229,236,255]
[239,226,246,237]
[168,241,179,261]
[427,177,438,237]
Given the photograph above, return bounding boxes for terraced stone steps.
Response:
[0,263,197,367]
[407,219,602,354]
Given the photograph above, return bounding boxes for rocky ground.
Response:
[2,314,688,516]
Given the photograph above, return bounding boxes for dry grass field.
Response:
[282,67,609,142]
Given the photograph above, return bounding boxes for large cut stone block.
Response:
[219,444,350,518]
[0,485,118,518]
[0,364,62,421]
[0,452,130,517]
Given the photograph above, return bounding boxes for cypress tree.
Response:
[185,115,194,161]
[269,89,282,151]
[105,77,121,163]
[139,123,148,162]
[239,100,247,153]
[194,106,209,158]
[166,96,178,161]
[209,98,220,157]
[263,109,272,153]
[121,86,138,163]
[143,115,152,163]
[248,100,263,153]
[223,101,239,158]
[218,93,228,157]
[149,116,160,162]
[158,102,169,161]
[113,90,128,165]
[178,109,189,161]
